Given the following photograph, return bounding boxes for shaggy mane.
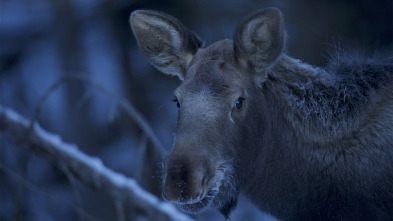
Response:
[270,50,393,140]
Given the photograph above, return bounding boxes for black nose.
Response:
[162,162,189,201]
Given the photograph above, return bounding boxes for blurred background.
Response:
[0,0,392,220]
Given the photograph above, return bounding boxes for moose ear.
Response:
[130,10,203,81]
[234,8,285,82]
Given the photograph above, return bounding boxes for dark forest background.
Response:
[1,0,392,220]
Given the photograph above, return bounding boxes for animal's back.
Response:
[279,52,393,142]
[328,53,393,148]
[298,54,393,220]
[335,54,393,221]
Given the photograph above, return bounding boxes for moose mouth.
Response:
[176,185,219,213]
[164,161,236,214]
[176,169,234,214]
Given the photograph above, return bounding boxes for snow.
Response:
[0,105,29,127]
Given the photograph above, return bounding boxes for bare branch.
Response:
[0,105,194,221]
[30,75,167,157]
[114,199,126,221]
[61,164,86,221]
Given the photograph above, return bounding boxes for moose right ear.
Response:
[130,10,203,81]
[234,8,285,83]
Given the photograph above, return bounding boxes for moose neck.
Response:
[239,55,344,216]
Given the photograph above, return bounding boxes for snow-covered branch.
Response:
[0,105,194,221]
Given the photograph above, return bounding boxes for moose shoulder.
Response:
[130,8,393,221]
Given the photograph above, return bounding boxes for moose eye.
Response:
[234,98,244,110]
[172,97,180,108]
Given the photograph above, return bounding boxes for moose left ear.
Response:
[234,8,285,81]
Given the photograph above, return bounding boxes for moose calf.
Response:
[130,7,393,221]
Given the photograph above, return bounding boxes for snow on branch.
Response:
[0,105,194,221]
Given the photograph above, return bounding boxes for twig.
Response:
[135,133,148,183]
[61,164,86,221]
[0,105,194,221]
[30,75,167,157]
[114,199,126,221]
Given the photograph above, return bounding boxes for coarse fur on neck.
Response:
[241,51,393,220]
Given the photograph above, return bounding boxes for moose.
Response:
[130,7,393,221]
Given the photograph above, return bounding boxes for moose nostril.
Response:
[202,176,208,187]
[199,176,209,199]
